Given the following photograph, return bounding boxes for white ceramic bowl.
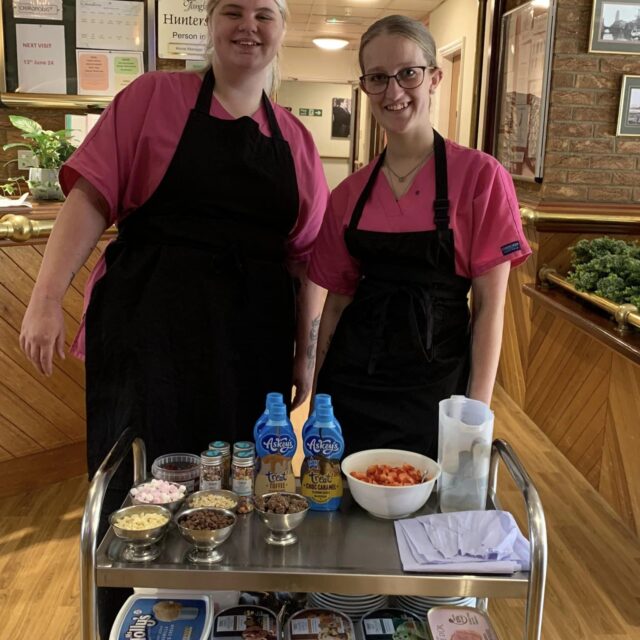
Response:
[341,449,441,519]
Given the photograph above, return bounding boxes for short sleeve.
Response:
[59,73,163,226]
[308,190,361,295]
[284,122,329,264]
[469,162,531,278]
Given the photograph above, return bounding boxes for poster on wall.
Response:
[13,0,62,21]
[332,97,351,138]
[76,0,144,51]
[158,0,208,60]
[76,49,143,95]
[493,0,556,181]
[16,23,67,93]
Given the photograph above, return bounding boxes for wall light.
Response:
[313,38,349,50]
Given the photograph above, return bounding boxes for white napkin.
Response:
[0,193,31,208]
[394,510,530,574]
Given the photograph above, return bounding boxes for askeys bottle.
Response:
[301,394,342,444]
[254,401,297,496]
[253,392,284,443]
[301,403,344,511]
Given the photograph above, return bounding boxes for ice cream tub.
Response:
[109,590,212,640]
[360,608,427,640]
[425,607,499,640]
[286,608,355,640]
[213,605,279,640]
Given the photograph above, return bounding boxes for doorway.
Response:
[433,38,465,143]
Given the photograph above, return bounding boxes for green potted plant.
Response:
[2,115,77,200]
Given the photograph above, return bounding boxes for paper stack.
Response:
[394,510,530,574]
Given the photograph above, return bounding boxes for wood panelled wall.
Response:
[497,224,640,538]
[0,238,107,496]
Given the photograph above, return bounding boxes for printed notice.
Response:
[77,49,143,95]
[13,0,62,20]
[16,24,66,93]
[158,0,208,60]
[77,0,144,51]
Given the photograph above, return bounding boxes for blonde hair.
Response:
[205,0,289,96]
[359,15,438,73]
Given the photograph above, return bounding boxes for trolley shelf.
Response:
[96,492,529,597]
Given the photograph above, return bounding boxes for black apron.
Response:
[85,69,299,486]
[316,131,471,461]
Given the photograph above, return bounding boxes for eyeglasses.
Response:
[359,66,431,95]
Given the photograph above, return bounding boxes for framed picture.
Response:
[589,0,640,55]
[493,0,557,182]
[331,97,351,138]
[617,75,640,135]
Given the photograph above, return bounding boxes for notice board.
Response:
[1,0,150,105]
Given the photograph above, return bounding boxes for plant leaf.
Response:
[8,115,42,134]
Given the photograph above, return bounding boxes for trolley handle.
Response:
[80,428,146,640]
[489,438,548,640]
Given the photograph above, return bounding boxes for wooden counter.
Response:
[497,225,640,539]
[0,202,105,496]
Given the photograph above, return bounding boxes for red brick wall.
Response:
[512,0,640,206]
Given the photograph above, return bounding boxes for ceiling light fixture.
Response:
[313,37,349,50]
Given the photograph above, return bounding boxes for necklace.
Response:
[385,150,434,182]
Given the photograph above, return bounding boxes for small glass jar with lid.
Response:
[209,440,231,489]
[233,441,256,457]
[200,450,224,491]
[231,451,255,496]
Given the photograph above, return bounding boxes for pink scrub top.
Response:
[60,71,329,358]
[309,139,530,296]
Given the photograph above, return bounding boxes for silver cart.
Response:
[81,430,547,640]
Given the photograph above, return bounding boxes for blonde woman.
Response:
[310,16,531,460]
[20,0,327,632]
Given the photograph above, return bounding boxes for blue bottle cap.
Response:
[317,405,333,422]
[269,403,287,420]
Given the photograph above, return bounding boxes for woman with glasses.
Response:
[309,15,531,459]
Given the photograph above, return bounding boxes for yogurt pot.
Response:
[360,608,427,640]
[152,453,201,492]
[425,606,498,640]
[213,605,279,640]
[109,589,212,640]
[286,608,355,640]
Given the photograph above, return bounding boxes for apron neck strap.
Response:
[432,130,449,230]
[195,67,215,113]
[194,68,285,141]
[348,149,386,230]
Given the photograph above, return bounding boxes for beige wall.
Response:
[277,80,353,189]
[428,0,479,146]
[281,47,360,83]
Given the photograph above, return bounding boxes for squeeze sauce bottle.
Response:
[254,401,297,496]
[253,392,285,443]
[301,402,344,511]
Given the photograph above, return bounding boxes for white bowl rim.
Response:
[341,448,441,489]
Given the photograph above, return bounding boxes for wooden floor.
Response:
[1,385,639,639]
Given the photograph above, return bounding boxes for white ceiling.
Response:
[284,0,442,49]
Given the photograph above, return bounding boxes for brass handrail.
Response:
[0,214,56,241]
[538,267,640,333]
[0,214,116,242]
[520,206,640,227]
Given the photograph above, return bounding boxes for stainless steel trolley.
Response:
[81,430,547,640]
